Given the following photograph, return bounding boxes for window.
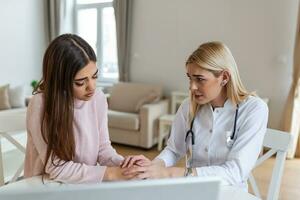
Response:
[75,0,119,83]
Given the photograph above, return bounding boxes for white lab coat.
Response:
[156,96,268,190]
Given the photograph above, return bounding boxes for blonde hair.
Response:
[186,41,254,121]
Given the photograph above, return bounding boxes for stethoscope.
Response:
[185,104,240,155]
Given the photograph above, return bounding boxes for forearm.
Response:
[98,143,124,166]
[45,160,106,183]
[103,166,123,181]
[155,148,182,167]
[152,159,185,178]
[196,161,242,185]
[152,158,166,166]
[166,167,185,178]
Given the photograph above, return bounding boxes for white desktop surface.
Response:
[0,176,260,200]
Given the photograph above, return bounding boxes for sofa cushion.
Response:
[135,90,161,112]
[109,82,163,113]
[0,84,11,110]
[8,85,25,108]
[0,107,27,116]
[0,107,27,132]
[108,110,139,131]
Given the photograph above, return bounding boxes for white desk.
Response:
[0,176,260,200]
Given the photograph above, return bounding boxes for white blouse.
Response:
[156,96,268,190]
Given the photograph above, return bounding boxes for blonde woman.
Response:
[122,42,268,190]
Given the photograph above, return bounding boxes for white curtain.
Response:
[48,0,76,41]
[282,2,300,158]
[113,0,133,82]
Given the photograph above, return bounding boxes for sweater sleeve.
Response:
[26,94,107,184]
[95,91,124,166]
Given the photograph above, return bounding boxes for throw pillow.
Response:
[8,85,25,108]
[0,84,11,110]
[135,90,160,112]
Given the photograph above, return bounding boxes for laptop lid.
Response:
[0,176,221,200]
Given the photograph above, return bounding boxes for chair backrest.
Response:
[249,128,292,200]
[0,108,27,186]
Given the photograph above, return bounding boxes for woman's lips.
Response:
[85,92,94,97]
[194,94,204,99]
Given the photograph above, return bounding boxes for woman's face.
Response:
[186,63,226,105]
[73,61,98,101]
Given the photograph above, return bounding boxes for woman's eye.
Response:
[196,78,205,82]
[92,75,98,79]
[74,82,84,87]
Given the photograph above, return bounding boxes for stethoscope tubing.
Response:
[185,104,239,147]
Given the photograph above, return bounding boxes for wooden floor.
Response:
[113,143,300,200]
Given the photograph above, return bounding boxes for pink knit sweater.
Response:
[24,89,124,183]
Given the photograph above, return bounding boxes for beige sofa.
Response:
[107,82,169,149]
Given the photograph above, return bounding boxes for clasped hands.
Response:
[119,155,168,180]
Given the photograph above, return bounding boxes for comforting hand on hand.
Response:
[120,155,169,180]
[121,155,152,168]
[122,162,169,180]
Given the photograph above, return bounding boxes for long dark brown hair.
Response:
[33,34,96,177]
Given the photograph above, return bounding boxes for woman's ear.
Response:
[221,80,226,86]
[221,70,230,86]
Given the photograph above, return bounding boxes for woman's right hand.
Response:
[120,155,151,168]
[103,166,137,181]
[122,160,175,180]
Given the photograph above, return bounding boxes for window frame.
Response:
[74,1,118,84]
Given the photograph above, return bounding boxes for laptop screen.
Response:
[0,176,221,200]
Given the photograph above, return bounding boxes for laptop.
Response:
[0,176,221,200]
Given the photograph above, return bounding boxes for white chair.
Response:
[248,128,292,200]
[0,108,27,186]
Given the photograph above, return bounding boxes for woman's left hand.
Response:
[121,155,151,168]
[122,162,169,180]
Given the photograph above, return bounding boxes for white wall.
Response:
[0,0,48,94]
[130,0,299,129]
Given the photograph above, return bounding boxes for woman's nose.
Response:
[86,79,96,91]
[189,81,198,91]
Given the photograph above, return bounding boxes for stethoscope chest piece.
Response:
[226,131,234,148]
[225,104,239,148]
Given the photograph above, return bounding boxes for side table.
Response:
[171,91,189,114]
[158,114,175,151]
